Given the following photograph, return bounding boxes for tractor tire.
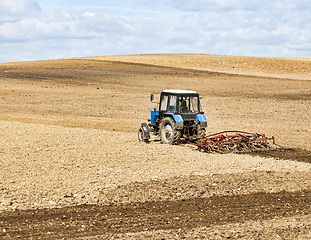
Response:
[159,117,181,144]
[138,126,149,143]
[138,127,144,142]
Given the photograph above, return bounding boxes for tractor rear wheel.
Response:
[159,117,181,144]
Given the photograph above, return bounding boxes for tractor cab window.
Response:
[160,95,168,111]
[190,96,199,113]
[167,95,177,113]
[179,96,199,113]
[160,95,177,112]
[179,97,189,113]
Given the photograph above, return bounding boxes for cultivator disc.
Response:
[187,131,282,153]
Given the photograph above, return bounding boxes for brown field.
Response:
[0,54,311,239]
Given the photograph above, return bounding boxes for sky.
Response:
[0,0,310,62]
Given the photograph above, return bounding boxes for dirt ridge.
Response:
[82,53,311,80]
[2,190,311,239]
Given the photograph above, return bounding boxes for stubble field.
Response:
[0,54,311,239]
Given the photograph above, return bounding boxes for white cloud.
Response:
[0,0,41,22]
[0,0,310,62]
[147,0,311,12]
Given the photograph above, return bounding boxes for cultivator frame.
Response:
[187,131,282,153]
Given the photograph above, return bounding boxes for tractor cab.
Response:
[159,90,202,115]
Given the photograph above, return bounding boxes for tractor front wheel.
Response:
[138,127,145,142]
[138,124,150,143]
[159,117,181,144]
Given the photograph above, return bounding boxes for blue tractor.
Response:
[138,89,207,144]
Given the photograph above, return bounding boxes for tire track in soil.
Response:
[1,190,311,239]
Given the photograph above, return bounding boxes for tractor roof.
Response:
[162,89,198,94]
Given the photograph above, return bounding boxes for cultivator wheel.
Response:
[187,131,282,154]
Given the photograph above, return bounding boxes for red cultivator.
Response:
[187,131,282,153]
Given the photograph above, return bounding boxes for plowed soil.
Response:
[0,54,311,239]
